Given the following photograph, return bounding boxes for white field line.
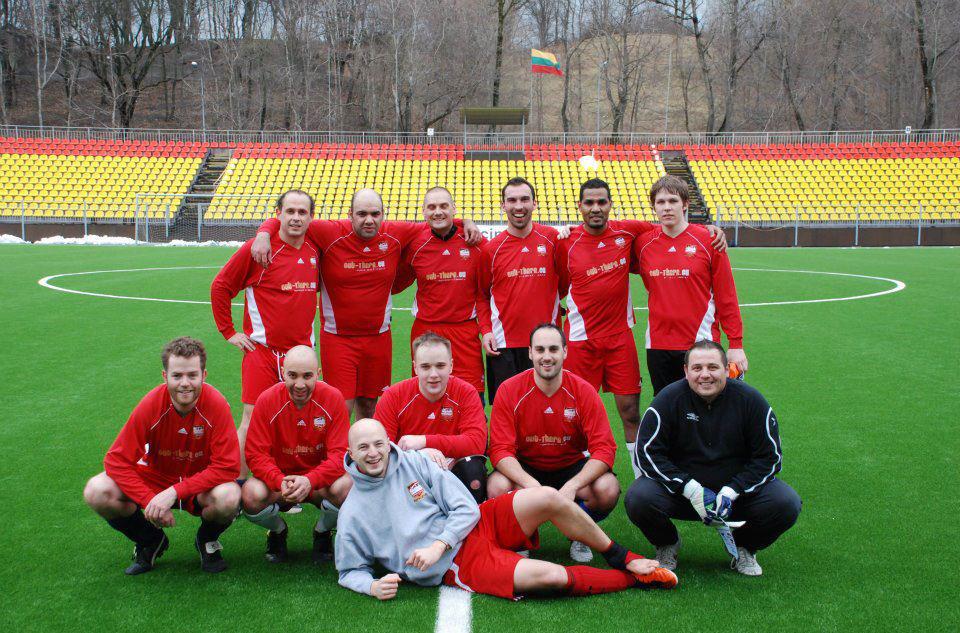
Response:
[36,266,906,310]
[435,585,472,633]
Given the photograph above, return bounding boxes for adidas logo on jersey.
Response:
[363,247,371,253]
[521,246,530,253]
[178,428,187,435]
[297,258,305,264]
[427,412,436,420]
[597,241,606,248]
[544,406,554,414]
[668,246,677,253]
[298,419,306,427]
[442,249,451,256]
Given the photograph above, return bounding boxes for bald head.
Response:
[348,418,391,477]
[282,345,319,407]
[349,188,385,240]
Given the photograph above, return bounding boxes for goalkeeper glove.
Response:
[682,479,718,524]
[714,486,739,521]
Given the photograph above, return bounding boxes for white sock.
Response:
[625,442,641,478]
[315,499,340,533]
[244,502,285,533]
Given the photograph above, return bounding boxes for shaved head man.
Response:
[241,345,352,564]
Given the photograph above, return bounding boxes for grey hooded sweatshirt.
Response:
[336,443,481,595]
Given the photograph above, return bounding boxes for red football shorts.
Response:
[132,474,204,517]
[442,490,540,600]
[410,319,484,393]
[320,329,392,400]
[241,345,286,404]
[565,329,642,395]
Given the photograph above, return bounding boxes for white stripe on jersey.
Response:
[411,295,419,319]
[695,291,717,342]
[490,295,507,349]
[246,287,267,345]
[320,282,337,334]
[565,292,587,341]
[379,294,392,333]
[626,289,636,328]
[744,407,782,493]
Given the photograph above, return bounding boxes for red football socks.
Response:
[564,565,637,596]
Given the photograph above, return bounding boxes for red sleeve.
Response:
[103,397,159,508]
[244,396,284,491]
[258,217,331,251]
[555,240,571,299]
[210,241,255,340]
[373,389,402,442]
[424,385,487,458]
[391,260,416,294]
[488,385,519,467]
[610,219,655,237]
[476,246,493,336]
[711,246,744,347]
[578,383,617,469]
[305,390,350,489]
[382,220,426,247]
[172,397,241,498]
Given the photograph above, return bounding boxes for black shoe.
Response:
[312,530,333,564]
[265,528,288,564]
[195,535,228,573]
[125,533,169,576]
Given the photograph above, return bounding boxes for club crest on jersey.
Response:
[192,425,205,438]
[407,480,426,502]
[310,257,317,265]
[440,407,454,419]
[685,244,697,257]
[378,241,389,251]
[537,244,547,255]
[564,408,577,419]
[459,248,470,259]
[313,416,326,430]
[615,237,626,247]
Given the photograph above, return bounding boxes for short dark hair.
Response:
[649,175,689,206]
[162,337,207,370]
[579,178,612,202]
[501,177,537,203]
[683,340,727,367]
[529,322,566,348]
[412,331,452,358]
[276,189,315,214]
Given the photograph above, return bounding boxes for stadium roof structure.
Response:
[459,107,530,157]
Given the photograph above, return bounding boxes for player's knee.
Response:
[329,475,352,506]
[240,479,270,511]
[594,477,622,511]
[537,564,570,590]
[210,482,242,515]
[83,473,116,510]
[486,473,513,499]
[534,486,566,513]
[771,486,802,526]
[623,480,659,523]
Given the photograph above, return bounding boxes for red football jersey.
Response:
[374,376,488,458]
[210,234,320,351]
[555,220,653,341]
[632,224,743,349]
[244,381,349,491]
[477,224,561,348]
[259,218,424,336]
[104,384,240,507]
[403,229,483,324]
[488,369,616,471]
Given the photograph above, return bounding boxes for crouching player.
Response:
[487,324,620,563]
[241,346,352,563]
[336,418,677,601]
[83,337,241,575]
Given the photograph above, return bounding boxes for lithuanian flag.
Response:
[531,49,563,76]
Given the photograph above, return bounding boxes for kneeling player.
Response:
[337,419,676,601]
[83,337,241,575]
[374,332,488,503]
[488,324,620,563]
[241,346,352,563]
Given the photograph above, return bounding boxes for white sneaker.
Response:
[569,540,593,563]
[654,536,681,571]
[731,547,762,576]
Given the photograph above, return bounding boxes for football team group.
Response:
[82,175,801,601]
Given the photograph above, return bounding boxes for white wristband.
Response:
[682,479,703,500]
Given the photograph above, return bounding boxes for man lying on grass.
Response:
[336,418,677,600]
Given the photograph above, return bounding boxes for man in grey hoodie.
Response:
[336,418,678,600]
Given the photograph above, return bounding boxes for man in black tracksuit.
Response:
[624,340,800,576]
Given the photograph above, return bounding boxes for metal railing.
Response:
[1,124,958,147]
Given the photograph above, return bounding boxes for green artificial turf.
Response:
[0,244,957,632]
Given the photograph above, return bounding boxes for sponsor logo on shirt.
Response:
[343,261,387,272]
[407,480,426,502]
[313,416,326,430]
[524,434,572,445]
[192,425,204,439]
[281,281,316,292]
[585,258,627,277]
[564,408,577,419]
[425,271,465,281]
[648,268,690,278]
[441,407,454,419]
[158,448,204,460]
[506,266,548,278]
[685,245,697,257]
[282,445,318,455]
[615,237,626,247]
[685,412,700,423]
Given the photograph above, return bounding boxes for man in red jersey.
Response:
[374,332,488,503]
[241,345,352,564]
[83,338,241,575]
[477,177,561,404]
[556,178,726,475]
[488,324,619,563]
[210,189,320,476]
[393,187,486,398]
[633,176,747,395]
[250,189,480,420]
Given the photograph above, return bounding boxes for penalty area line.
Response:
[435,585,472,633]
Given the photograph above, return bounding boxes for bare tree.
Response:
[491,0,527,106]
[911,0,960,128]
